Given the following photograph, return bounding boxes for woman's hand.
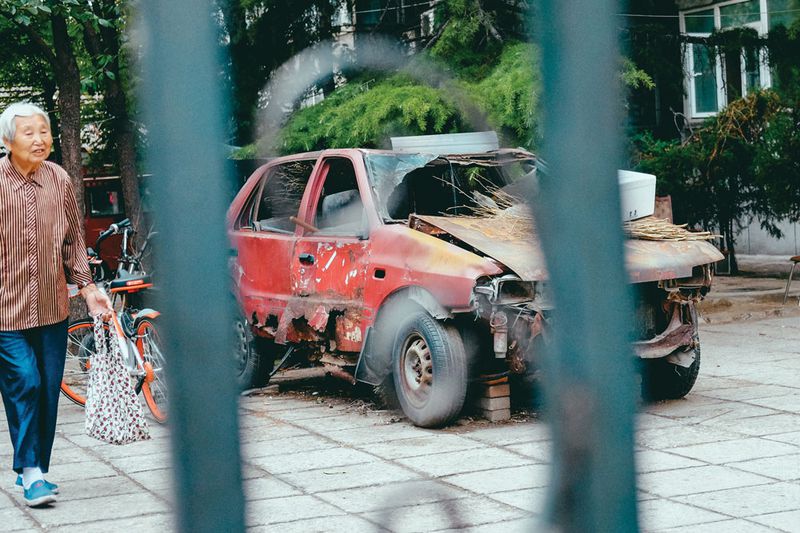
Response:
[81,284,114,321]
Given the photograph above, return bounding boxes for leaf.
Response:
[105,70,116,80]
[97,18,112,28]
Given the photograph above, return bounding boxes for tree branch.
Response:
[0,14,57,66]
[81,19,102,58]
[370,0,397,35]
[421,19,450,51]
[476,6,503,43]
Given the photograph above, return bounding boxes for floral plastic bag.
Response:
[85,315,151,445]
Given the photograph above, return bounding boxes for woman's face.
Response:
[6,114,53,171]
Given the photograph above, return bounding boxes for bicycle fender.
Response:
[133,308,161,321]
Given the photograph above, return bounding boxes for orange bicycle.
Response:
[61,220,167,423]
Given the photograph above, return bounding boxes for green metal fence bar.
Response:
[536,1,640,531]
[138,2,246,532]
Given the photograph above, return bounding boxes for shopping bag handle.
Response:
[95,308,130,364]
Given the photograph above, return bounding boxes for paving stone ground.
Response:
[0,308,798,531]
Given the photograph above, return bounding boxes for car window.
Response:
[313,157,366,236]
[238,160,316,233]
[364,153,536,222]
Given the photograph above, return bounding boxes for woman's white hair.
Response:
[0,102,51,143]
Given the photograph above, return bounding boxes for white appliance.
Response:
[618,170,656,221]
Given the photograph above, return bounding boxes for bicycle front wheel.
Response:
[61,320,96,406]
[137,318,168,423]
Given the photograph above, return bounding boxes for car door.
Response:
[230,158,317,331]
[285,154,372,352]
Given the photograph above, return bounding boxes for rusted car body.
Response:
[227,148,723,427]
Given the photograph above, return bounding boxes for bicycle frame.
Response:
[100,295,146,379]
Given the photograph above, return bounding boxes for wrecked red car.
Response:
[227,146,723,427]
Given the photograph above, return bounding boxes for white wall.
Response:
[738,219,800,255]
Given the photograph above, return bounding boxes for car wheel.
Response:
[391,312,468,427]
[641,341,701,400]
[233,314,275,390]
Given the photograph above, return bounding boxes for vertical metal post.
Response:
[536,1,639,531]
[138,2,245,532]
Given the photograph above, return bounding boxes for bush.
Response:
[278,75,463,153]
[633,90,799,273]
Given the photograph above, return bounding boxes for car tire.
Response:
[641,342,701,400]
[391,312,468,427]
[233,314,275,390]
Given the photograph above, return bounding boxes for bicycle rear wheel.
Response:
[61,320,95,406]
[61,319,143,407]
[137,318,167,423]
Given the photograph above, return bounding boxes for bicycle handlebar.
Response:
[94,218,133,250]
[109,218,131,234]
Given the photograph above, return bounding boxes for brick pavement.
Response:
[0,314,798,532]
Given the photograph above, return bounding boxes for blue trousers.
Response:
[0,320,68,474]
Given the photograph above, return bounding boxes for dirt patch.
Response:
[699,277,800,324]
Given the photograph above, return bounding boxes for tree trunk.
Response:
[42,77,61,163]
[51,15,84,211]
[719,216,739,275]
[727,219,738,275]
[82,4,144,235]
[51,15,89,320]
[103,46,143,231]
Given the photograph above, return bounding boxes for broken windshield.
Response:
[364,151,537,222]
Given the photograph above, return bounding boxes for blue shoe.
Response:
[23,480,57,507]
[16,475,59,494]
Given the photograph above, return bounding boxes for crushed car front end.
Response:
[363,148,723,409]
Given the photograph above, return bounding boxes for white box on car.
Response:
[618,170,656,222]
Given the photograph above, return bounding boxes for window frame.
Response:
[307,155,369,238]
[679,0,772,119]
[235,158,318,234]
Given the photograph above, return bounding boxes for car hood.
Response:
[410,214,724,283]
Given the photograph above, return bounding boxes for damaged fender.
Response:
[354,286,451,386]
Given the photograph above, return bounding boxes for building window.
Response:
[680,0,776,119]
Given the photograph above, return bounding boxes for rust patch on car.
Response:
[633,304,695,358]
[274,296,364,352]
[335,309,363,352]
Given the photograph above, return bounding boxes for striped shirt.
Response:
[0,155,92,331]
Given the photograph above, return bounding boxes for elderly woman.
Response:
[0,102,112,507]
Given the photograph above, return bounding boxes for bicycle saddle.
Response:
[109,273,153,293]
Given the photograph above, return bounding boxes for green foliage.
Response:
[222,0,342,144]
[471,42,540,148]
[230,143,258,161]
[633,90,799,271]
[279,76,462,153]
[430,0,500,79]
[429,0,522,80]
[0,14,50,94]
[620,57,654,90]
[753,104,800,220]
[276,39,543,155]
[766,19,800,99]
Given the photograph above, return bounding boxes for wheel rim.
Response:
[61,321,97,406]
[233,318,250,376]
[399,332,433,407]
[138,321,168,422]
